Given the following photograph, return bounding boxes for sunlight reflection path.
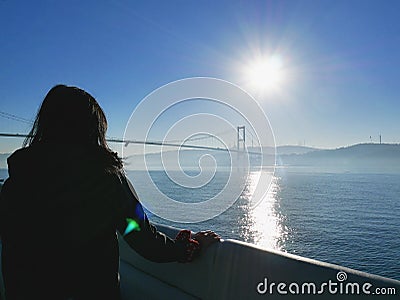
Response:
[242,171,286,250]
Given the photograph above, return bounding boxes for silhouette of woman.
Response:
[0,85,220,300]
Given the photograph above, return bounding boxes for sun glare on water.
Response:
[240,171,285,250]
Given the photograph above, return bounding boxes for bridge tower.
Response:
[237,126,245,152]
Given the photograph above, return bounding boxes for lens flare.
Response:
[123,218,141,236]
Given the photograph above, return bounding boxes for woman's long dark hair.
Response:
[24,84,123,171]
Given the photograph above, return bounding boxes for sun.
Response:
[244,55,284,92]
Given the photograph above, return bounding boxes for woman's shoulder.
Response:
[8,145,36,161]
[7,146,41,173]
[6,144,124,181]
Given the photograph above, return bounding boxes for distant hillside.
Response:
[276,145,318,155]
[278,143,400,173]
[247,145,318,155]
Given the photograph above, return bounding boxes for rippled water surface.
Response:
[127,169,400,280]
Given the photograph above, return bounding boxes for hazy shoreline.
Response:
[1,143,400,173]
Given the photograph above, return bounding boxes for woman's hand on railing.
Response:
[192,230,221,251]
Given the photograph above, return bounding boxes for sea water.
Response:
[0,168,398,280]
[127,168,400,281]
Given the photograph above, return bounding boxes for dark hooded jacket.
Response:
[0,144,188,300]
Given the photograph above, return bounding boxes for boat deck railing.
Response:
[118,223,399,299]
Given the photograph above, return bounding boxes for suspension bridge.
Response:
[0,110,262,155]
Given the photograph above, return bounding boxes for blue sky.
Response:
[1,0,399,153]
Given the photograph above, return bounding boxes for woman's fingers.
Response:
[193,231,221,247]
[195,230,220,237]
